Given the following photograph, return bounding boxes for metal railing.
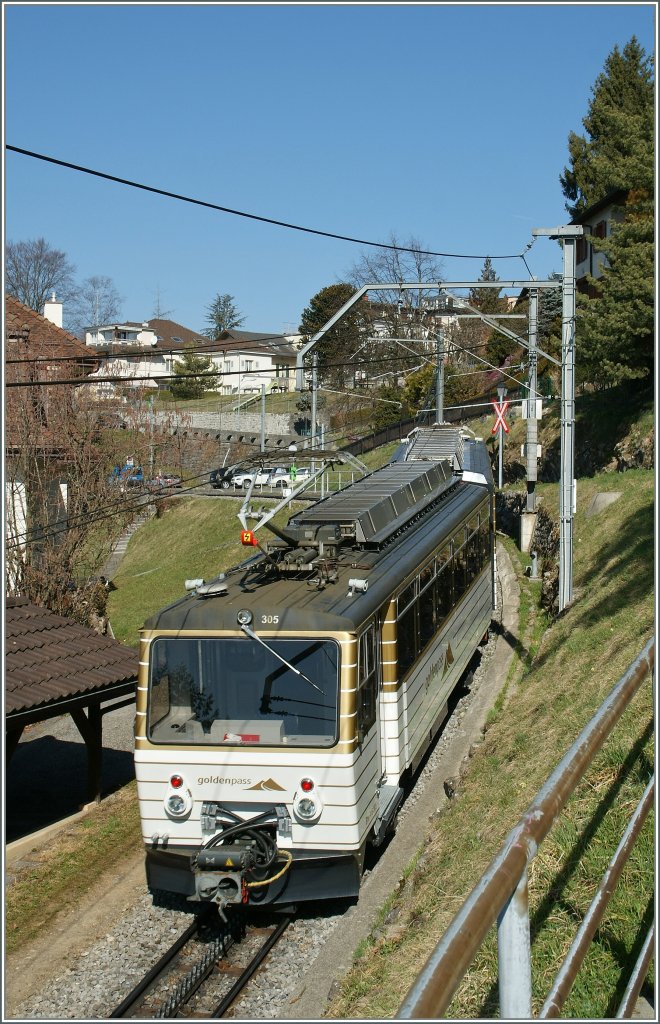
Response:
[398,638,655,1019]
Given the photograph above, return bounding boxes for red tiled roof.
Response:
[5,296,93,360]
[5,597,138,716]
[5,296,98,451]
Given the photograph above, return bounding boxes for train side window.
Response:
[398,580,416,613]
[357,626,377,740]
[465,524,481,585]
[419,560,437,649]
[453,530,468,601]
[397,603,417,677]
[479,518,490,567]
[436,559,453,621]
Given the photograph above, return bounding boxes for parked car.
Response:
[270,467,312,488]
[97,412,127,430]
[232,467,277,488]
[109,463,144,491]
[266,468,290,488]
[234,468,288,491]
[124,468,144,489]
[210,466,239,490]
[147,473,182,492]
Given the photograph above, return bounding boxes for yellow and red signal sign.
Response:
[241,530,258,546]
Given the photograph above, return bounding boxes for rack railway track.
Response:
[110,910,292,1019]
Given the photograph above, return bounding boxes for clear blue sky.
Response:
[4,2,656,335]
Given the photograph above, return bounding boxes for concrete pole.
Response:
[260,383,266,452]
[149,397,155,476]
[531,225,582,612]
[526,290,538,513]
[436,330,445,423]
[559,238,578,611]
[311,353,318,448]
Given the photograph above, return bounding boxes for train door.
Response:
[372,606,406,844]
[357,623,379,763]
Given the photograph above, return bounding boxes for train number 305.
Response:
[261,614,279,624]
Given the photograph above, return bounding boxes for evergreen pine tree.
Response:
[560,37,654,386]
[469,258,516,369]
[298,283,360,388]
[469,257,504,315]
[203,294,245,340]
[170,345,215,399]
[560,37,654,216]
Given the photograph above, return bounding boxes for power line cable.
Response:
[7,144,528,261]
[8,373,516,551]
[4,467,225,549]
[5,346,451,388]
[3,330,299,366]
[5,336,526,389]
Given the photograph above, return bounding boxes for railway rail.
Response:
[110,910,292,1019]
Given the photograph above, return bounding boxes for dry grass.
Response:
[5,785,143,954]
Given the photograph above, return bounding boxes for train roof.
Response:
[288,460,455,547]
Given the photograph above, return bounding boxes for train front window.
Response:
[148,637,339,747]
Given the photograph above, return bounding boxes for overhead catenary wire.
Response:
[5,469,227,550]
[7,144,533,262]
[7,367,530,552]
[3,331,298,366]
[4,315,519,369]
[6,328,532,387]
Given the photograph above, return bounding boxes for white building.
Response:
[572,188,627,297]
[84,320,298,396]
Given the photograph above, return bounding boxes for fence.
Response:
[398,638,655,1019]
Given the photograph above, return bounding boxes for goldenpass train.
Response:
[134,425,495,913]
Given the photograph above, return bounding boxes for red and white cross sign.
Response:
[491,398,510,435]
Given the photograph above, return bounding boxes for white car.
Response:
[233,467,287,489]
[266,468,290,487]
[270,467,312,488]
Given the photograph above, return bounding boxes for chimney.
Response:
[43,291,63,328]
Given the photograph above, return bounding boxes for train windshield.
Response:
[148,636,339,747]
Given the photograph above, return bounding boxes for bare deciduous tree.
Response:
[67,275,123,339]
[5,237,77,313]
[5,363,134,629]
[344,234,447,391]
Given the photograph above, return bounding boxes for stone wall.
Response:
[153,409,294,435]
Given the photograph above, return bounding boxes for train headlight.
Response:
[293,778,322,823]
[164,776,193,819]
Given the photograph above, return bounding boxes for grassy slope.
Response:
[327,467,654,1019]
